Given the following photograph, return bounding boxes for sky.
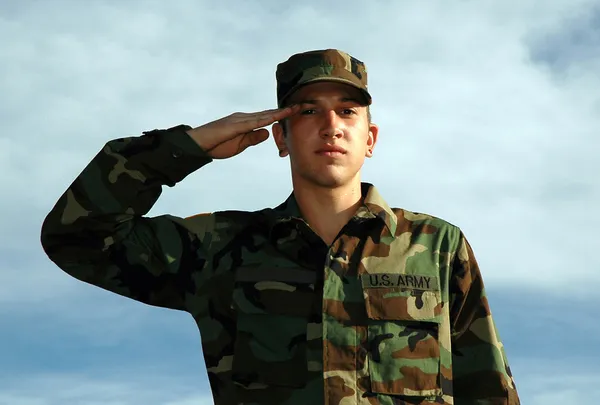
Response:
[1,0,599,404]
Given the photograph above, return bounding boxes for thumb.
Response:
[240,128,269,150]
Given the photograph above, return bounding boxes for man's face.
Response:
[273,81,378,189]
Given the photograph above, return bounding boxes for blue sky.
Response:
[1,0,599,403]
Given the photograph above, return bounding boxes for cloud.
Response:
[513,358,600,405]
[0,0,598,337]
[1,2,599,404]
[6,0,596,294]
[0,371,214,405]
[527,4,600,73]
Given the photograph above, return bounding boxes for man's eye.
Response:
[342,109,356,115]
[301,109,316,115]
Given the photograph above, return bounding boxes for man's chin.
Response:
[299,171,357,189]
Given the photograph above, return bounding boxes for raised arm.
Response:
[41,106,301,311]
[40,125,214,310]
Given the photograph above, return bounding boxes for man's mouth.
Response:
[315,145,347,156]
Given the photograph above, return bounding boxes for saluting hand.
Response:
[186,105,301,159]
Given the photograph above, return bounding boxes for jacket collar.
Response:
[267,182,397,238]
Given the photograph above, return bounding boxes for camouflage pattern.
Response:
[40,125,520,405]
[276,49,372,107]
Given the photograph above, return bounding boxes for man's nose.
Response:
[319,110,343,138]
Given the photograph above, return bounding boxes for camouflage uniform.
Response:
[41,49,520,405]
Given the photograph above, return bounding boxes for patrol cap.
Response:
[276,49,372,108]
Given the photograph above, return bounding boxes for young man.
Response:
[41,49,520,405]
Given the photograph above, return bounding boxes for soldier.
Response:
[41,49,520,405]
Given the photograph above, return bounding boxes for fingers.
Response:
[249,104,301,119]
[231,105,301,132]
[250,105,300,123]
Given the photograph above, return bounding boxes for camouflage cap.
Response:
[276,49,372,107]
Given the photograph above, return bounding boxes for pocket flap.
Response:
[233,266,317,317]
[362,273,442,323]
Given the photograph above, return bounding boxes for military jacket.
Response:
[41,125,520,405]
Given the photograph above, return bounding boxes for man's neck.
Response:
[292,178,363,246]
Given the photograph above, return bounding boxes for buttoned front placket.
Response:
[321,217,376,405]
[265,184,398,405]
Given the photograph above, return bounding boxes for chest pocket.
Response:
[231,266,316,388]
[362,273,443,398]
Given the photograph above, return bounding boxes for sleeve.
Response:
[40,124,215,311]
[449,231,521,405]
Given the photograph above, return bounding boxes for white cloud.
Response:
[0,0,598,307]
[0,372,213,405]
[4,0,595,294]
[1,3,599,403]
[514,358,600,405]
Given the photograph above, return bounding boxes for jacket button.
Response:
[172,149,183,158]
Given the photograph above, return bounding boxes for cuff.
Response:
[140,124,213,186]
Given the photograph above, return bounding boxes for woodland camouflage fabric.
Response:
[276,49,372,107]
[41,125,520,405]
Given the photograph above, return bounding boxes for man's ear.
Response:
[272,122,289,157]
[365,122,379,158]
